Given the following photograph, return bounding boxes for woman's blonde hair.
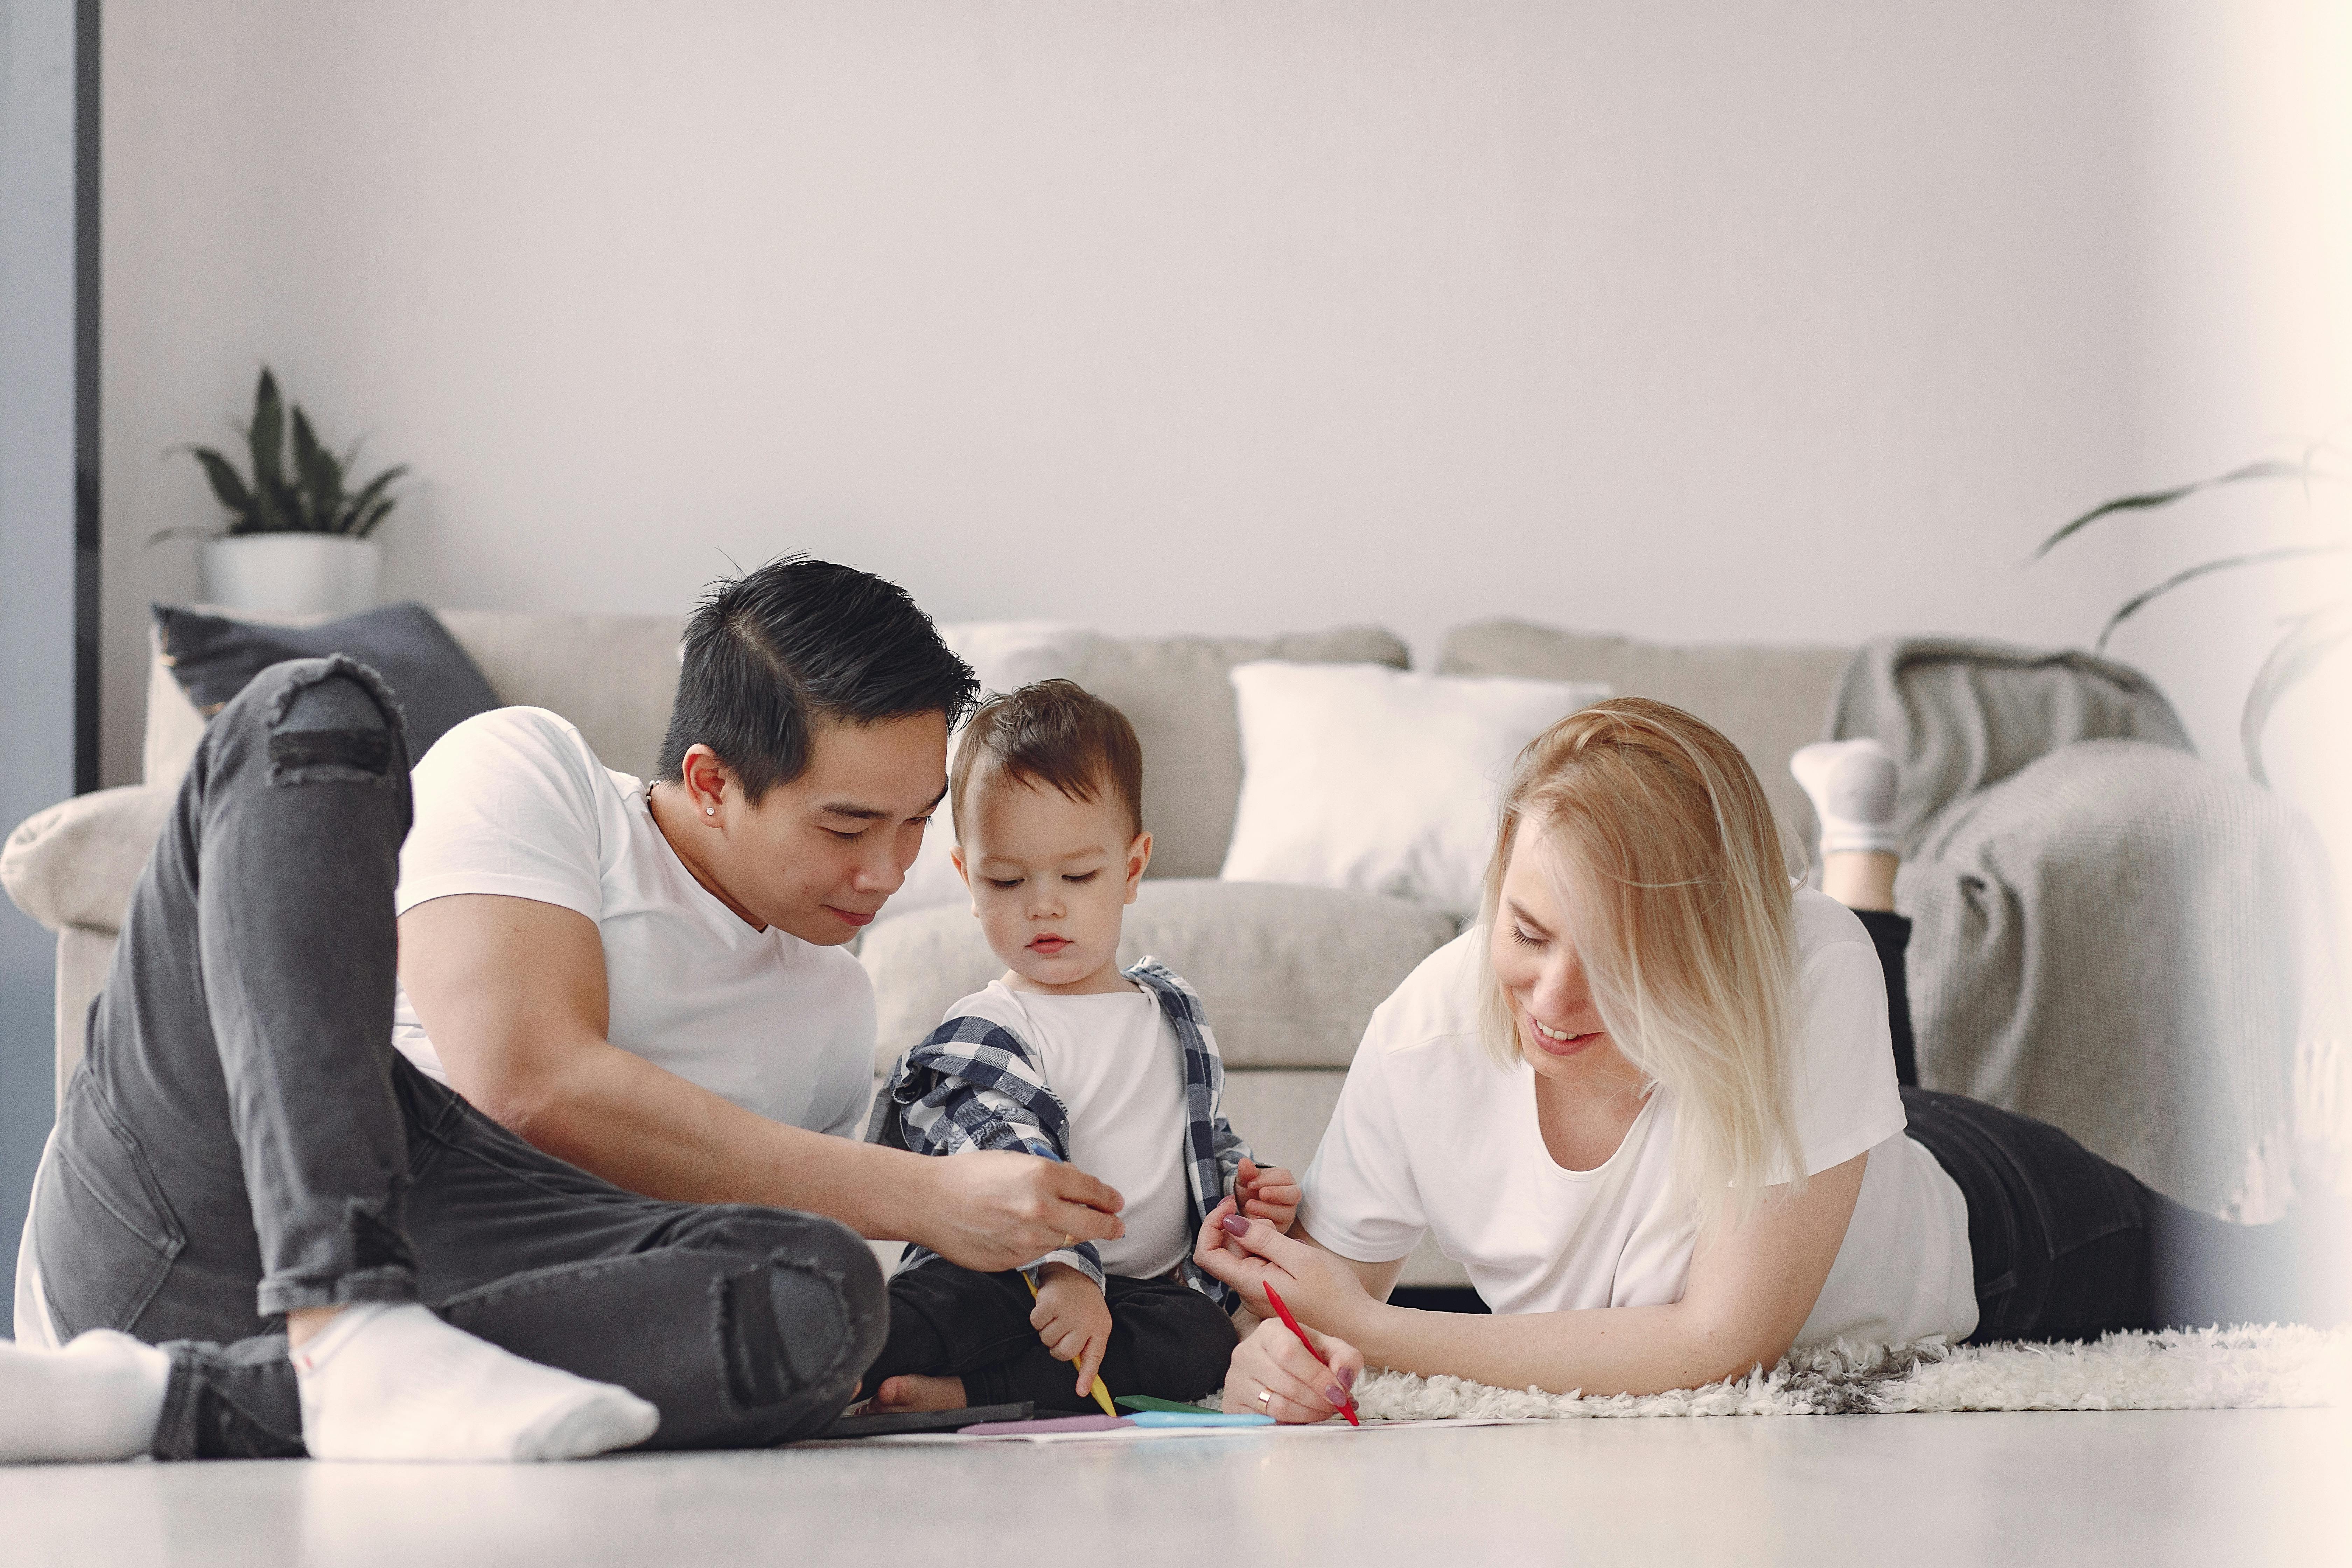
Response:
[1477,698,1805,1226]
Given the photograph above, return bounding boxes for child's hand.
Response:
[1235,1157,1301,1235]
[1031,1263,1113,1400]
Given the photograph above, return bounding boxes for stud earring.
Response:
[706,806,715,816]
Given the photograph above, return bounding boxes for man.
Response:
[3,558,1124,1463]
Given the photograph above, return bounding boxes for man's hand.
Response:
[916,1154,1127,1275]
[399,894,1129,1261]
[1031,1262,1114,1400]
[1233,1157,1301,1234]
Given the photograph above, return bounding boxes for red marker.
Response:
[1261,1283,1360,1426]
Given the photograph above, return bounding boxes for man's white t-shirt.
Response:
[389,707,877,1138]
[1297,889,1978,1346]
[944,980,1196,1280]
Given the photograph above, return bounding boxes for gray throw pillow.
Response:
[152,602,501,761]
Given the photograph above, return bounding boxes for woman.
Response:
[1196,699,2301,1420]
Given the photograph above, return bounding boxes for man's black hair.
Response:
[656,556,978,801]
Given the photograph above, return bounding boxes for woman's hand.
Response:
[1233,1158,1301,1234]
[1222,1317,1365,1424]
[1192,1202,1372,1327]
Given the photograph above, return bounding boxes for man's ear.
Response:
[680,745,733,824]
[1124,830,1154,903]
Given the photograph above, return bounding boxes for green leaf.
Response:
[2241,603,2352,785]
[290,407,345,529]
[177,444,254,516]
[2034,458,2330,561]
[141,523,226,549]
[349,495,397,538]
[250,470,304,534]
[2095,545,2351,652]
[248,368,287,490]
[289,404,319,470]
[337,464,406,535]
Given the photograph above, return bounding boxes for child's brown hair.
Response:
[949,679,1144,842]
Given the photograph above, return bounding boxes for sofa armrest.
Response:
[2,785,176,934]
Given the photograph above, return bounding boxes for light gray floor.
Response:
[7,1408,2348,1567]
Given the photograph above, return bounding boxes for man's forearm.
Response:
[483,1030,938,1244]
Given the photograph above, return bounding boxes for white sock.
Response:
[293,1303,659,1462]
[1791,739,1901,857]
[0,1331,172,1464]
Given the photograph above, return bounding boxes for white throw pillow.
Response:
[879,621,1105,922]
[1219,662,1612,917]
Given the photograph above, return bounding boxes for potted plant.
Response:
[2036,451,2345,783]
[157,368,408,616]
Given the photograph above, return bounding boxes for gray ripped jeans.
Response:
[24,657,884,1458]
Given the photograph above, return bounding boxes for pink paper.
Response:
[958,1414,1134,1436]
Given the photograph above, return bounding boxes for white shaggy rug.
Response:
[1308,1325,2352,1420]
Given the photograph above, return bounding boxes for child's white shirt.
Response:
[946,980,1196,1280]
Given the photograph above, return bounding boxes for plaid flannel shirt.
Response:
[864,957,1251,1309]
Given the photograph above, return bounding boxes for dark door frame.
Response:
[76,0,99,792]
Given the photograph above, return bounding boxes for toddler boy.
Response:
[864,679,1296,1413]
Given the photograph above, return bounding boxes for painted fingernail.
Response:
[1337,1365,1357,1392]
[1219,1215,1250,1236]
[1325,1384,1348,1406]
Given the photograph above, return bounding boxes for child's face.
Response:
[952,775,1152,994]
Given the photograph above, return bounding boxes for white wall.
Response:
[98,0,2162,787]
[2107,0,2352,782]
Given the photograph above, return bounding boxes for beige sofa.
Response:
[2,612,1848,1291]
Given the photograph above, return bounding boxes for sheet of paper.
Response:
[832,1416,1554,1445]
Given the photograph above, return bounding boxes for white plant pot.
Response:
[198,534,382,618]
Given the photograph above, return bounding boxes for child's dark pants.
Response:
[870,1263,1239,1412]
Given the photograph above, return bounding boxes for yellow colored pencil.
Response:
[1024,1273,1118,1418]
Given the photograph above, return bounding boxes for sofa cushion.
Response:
[1217,1068,1347,1178]
[434,609,687,781]
[149,607,690,787]
[2,785,176,934]
[138,611,1407,874]
[861,877,1456,1073]
[884,623,1108,922]
[154,602,500,768]
[144,638,212,785]
[436,616,1407,868]
[1080,627,1409,878]
[54,926,114,1102]
[1438,620,1851,851]
[871,623,1412,904]
[1220,662,1612,917]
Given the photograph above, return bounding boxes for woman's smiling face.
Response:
[1487,816,1626,1084]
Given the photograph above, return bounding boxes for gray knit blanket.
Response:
[1828,637,2346,1221]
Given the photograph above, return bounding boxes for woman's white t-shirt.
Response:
[941,981,1196,1280]
[388,707,878,1138]
[1297,889,1978,1346]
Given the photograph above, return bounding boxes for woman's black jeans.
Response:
[1854,908,2295,1342]
[25,658,886,1458]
